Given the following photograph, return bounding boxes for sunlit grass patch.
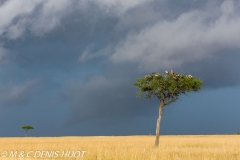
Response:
[0,135,239,160]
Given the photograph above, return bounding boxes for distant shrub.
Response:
[236,132,240,135]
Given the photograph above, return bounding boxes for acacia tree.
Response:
[21,126,34,137]
[134,70,203,147]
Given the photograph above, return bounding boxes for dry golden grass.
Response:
[0,135,240,160]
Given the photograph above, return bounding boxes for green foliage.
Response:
[21,126,34,136]
[237,132,240,135]
[134,70,204,105]
[21,126,34,130]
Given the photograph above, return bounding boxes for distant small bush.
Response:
[236,132,240,135]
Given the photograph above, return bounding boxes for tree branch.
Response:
[164,97,178,105]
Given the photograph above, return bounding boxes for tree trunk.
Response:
[154,100,164,147]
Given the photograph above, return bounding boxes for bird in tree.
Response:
[134,70,203,147]
[21,126,34,137]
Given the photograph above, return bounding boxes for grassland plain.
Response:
[0,135,239,160]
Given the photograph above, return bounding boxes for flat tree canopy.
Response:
[22,126,34,130]
[134,71,203,102]
[21,125,34,137]
[134,70,203,147]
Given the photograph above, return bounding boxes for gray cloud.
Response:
[0,0,42,39]
[0,79,39,107]
[59,63,156,125]
[0,0,82,39]
[0,46,7,60]
[182,51,240,88]
[81,0,155,15]
[110,0,240,72]
[56,0,240,127]
[0,0,155,40]
[62,77,140,123]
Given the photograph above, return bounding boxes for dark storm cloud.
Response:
[61,64,155,125]
[110,0,240,67]
[0,0,239,135]
[56,0,240,126]
[0,0,119,70]
[107,0,240,87]
[180,51,240,88]
[0,79,40,107]
[0,0,152,40]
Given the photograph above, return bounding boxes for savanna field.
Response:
[0,135,239,160]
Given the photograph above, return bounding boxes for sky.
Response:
[0,0,240,137]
